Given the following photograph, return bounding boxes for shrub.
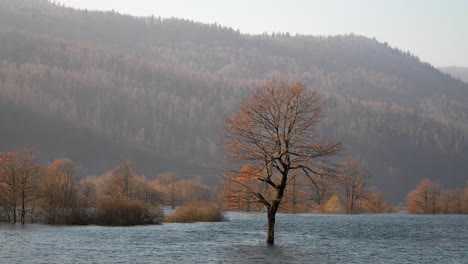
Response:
[323,195,345,214]
[94,198,163,226]
[164,201,225,223]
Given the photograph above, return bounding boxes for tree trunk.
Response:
[21,192,25,224]
[171,183,175,210]
[13,186,17,223]
[266,205,278,245]
[13,200,17,224]
[21,203,25,224]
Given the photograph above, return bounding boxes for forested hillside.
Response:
[1,0,467,202]
[440,66,468,83]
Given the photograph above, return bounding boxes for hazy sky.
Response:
[57,0,468,67]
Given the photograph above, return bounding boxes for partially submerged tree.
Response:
[156,173,178,209]
[223,77,342,244]
[93,158,164,225]
[0,150,41,224]
[362,192,394,213]
[40,159,79,224]
[463,184,468,213]
[406,179,441,214]
[337,159,370,214]
[108,158,135,198]
[0,151,20,223]
[17,150,42,224]
[305,166,334,210]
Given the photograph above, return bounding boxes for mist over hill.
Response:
[440,66,468,83]
[1,0,467,202]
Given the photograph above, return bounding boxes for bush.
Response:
[94,198,163,226]
[164,201,225,223]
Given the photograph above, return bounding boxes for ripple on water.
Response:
[1,213,467,263]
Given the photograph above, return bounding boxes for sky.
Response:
[57,0,468,67]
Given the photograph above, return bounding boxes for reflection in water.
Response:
[1,213,467,263]
[226,243,292,263]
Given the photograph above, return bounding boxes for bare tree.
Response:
[0,151,19,223]
[223,77,342,244]
[463,184,468,214]
[305,167,334,208]
[109,158,135,198]
[156,173,178,209]
[178,177,213,204]
[16,150,42,224]
[452,188,464,214]
[337,159,370,214]
[132,175,163,205]
[40,158,78,224]
[437,189,454,214]
[1,151,42,224]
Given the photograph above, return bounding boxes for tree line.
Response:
[0,0,467,203]
[222,158,394,214]
[406,179,468,214]
[0,149,216,225]
[222,161,468,215]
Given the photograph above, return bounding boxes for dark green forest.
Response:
[0,0,467,202]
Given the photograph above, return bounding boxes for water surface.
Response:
[1,213,467,263]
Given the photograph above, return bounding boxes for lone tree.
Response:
[223,77,342,244]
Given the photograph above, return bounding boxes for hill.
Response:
[440,66,468,83]
[0,0,467,202]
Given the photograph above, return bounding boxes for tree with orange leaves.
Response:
[407,179,441,214]
[223,77,343,244]
[222,164,264,211]
[363,192,394,213]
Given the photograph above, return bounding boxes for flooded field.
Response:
[1,212,467,263]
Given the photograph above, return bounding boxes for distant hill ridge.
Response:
[440,66,468,83]
[0,0,467,202]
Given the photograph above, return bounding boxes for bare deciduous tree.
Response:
[17,150,42,224]
[156,173,178,209]
[0,150,42,224]
[337,159,370,214]
[109,158,135,198]
[40,158,78,224]
[0,151,19,223]
[223,77,342,244]
[463,184,468,214]
[305,167,334,208]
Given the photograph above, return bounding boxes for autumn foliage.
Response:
[407,179,468,214]
[0,150,41,224]
[223,77,344,243]
[0,152,217,225]
[222,164,264,212]
[164,201,225,223]
[221,158,395,214]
